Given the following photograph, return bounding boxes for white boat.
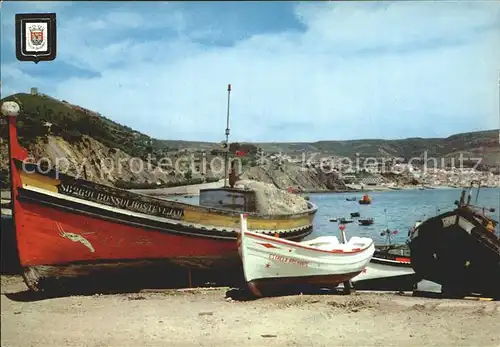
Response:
[352,257,415,283]
[238,214,375,297]
[351,225,419,290]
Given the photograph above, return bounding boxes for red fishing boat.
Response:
[1,100,317,292]
[359,194,372,205]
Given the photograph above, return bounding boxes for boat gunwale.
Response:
[370,256,411,267]
[242,230,375,255]
[14,159,318,220]
[15,186,314,240]
[414,208,500,241]
[411,207,500,258]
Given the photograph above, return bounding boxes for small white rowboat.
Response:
[352,258,414,283]
[238,213,375,297]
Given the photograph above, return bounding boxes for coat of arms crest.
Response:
[15,13,57,63]
[28,24,45,49]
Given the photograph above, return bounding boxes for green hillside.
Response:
[0,93,157,159]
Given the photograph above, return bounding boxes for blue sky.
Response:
[1,1,499,142]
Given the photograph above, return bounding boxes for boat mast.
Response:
[224,84,232,188]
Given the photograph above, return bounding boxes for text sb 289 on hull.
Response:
[1,101,317,292]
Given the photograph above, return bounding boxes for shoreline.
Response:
[148,185,464,198]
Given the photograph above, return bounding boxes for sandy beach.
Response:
[1,275,499,347]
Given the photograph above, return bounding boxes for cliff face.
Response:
[0,134,188,187]
[0,134,341,191]
[241,163,348,192]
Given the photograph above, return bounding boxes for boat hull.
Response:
[409,210,500,298]
[239,219,375,297]
[13,190,313,291]
[3,108,316,291]
[248,272,360,297]
[352,257,416,291]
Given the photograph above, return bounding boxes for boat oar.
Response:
[338,224,353,294]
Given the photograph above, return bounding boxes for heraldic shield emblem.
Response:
[30,26,45,47]
[15,13,57,63]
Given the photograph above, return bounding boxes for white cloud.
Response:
[2,1,499,142]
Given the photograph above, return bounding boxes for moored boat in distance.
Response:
[359,194,372,205]
[1,100,317,292]
[238,214,375,297]
[409,183,500,299]
[358,218,374,226]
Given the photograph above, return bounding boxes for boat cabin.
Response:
[199,187,257,212]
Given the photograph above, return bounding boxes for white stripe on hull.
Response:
[352,261,415,283]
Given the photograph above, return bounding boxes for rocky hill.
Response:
[1,93,498,191]
[258,131,500,166]
[0,93,346,191]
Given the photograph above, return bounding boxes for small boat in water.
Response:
[359,194,372,205]
[339,218,354,224]
[350,212,360,218]
[238,214,375,297]
[409,183,500,298]
[346,197,357,202]
[358,218,374,226]
[329,218,338,222]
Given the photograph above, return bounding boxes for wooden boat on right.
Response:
[409,183,500,299]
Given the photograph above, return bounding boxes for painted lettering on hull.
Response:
[58,183,184,220]
[269,253,309,267]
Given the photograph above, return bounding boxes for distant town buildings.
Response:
[259,151,500,188]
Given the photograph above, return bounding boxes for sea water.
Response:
[309,187,500,243]
[174,187,500,243]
